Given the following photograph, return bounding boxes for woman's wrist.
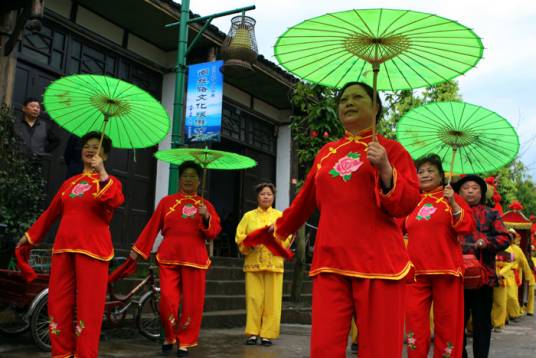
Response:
[379,163,393,191]
[99,169,109,182]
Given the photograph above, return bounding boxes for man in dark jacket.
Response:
[454,175,510,358]
[14,97,60,156]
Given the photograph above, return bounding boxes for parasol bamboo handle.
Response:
[200,166,213,256]
[447,147,458,185]
[97,115,110,156]
[201,167,207,199]
[371,64,380,142]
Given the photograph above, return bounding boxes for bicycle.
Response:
[0,253,161,351]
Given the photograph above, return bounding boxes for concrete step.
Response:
[205,279,312,295]
[201,306,312,329]
[204,294,312,312]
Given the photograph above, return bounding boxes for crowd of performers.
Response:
[16,82,536,358]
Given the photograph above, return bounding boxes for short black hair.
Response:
[179,160,202,178]
[415,153,445,185]
[337,81,383,123]
[81,131,112,155]
[23,97,40,106]
[255,182,276,195]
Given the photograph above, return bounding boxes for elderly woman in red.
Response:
[403,154,474,358]
[17,131,124,358]
[130,161,221,357]
[268,82,420,358]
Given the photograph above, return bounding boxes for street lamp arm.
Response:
[186,17,214,56]
[164,5,256,28]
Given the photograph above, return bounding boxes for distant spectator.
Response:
[14,97,60,156]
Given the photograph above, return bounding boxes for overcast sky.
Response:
[183,0,536,178]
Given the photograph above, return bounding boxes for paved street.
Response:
[1,315,535,357]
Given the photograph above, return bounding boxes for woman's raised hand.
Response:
[198,203,210,220]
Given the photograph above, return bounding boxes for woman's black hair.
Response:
[81,131,112,155]
[178,160,203,179]
[255,182,276,195]
[415,153,445,185]
[337,81,383,123]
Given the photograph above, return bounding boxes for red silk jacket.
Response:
[26,172,124,261]
[404,188,474,277]
[133,193,221,269]
[275,130,421,279]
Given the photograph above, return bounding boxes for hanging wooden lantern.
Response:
[221,15,258,73]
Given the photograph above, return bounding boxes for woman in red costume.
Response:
[18,131,124,358]
[270,82,420,358]
[404,154,474,358]
[130,161,221,357]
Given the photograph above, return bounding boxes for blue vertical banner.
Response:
[184,60,224,143]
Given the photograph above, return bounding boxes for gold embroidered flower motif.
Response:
[182,316,191,330]
[75,320,85,337]
[69,181,92,198]
[182,204,198,219]
[407,331,416,350]
[168,314,177,328]
[329,152,363,182]
[416,203,437,221]
[49,316,60,336]
[442,342,454,358]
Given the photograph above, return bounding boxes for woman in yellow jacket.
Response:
[507,230,535,317]
[491,252,514,329]
[235,183,291,346]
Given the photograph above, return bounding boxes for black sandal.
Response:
[246,336,258,345]
[261,338,272,346]
[176,348,189,357]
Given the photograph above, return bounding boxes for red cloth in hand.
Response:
[15,243,37,283]
[243,226,294,260]
[108,257,138,284]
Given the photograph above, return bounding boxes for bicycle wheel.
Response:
[30,294,51,351]
[0,303,30,336]
[136,291,160,341]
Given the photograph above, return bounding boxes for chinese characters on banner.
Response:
[185,60,224,143]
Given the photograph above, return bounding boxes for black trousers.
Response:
[463,286,494,358]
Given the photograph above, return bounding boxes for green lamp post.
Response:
[165,1,256,194]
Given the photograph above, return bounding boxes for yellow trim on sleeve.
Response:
[94,178,114,199]
[309,261,412,280]
[25,232,35,245]
[452,207,465,228]
[379,168,398,198]
[132,245,149,260]
[52,249,114,261]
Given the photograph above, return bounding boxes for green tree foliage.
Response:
[494,161,536,215]
[0,105,46,241]
[289,82,343,170]
[379,81,462,139]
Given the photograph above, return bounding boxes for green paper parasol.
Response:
[155,147,257,197]
[43,74,170,149]
[155,147,256,170]
[274,8,483,138]
[396,101,519,179]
